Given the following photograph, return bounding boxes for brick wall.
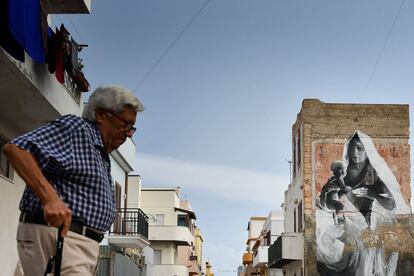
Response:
[292,99,413,276]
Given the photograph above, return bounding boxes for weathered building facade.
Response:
[274,99,414,275]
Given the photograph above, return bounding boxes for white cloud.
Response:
[134,153,289,205]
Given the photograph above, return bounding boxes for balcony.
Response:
[108,208,150,249]
[148,225,193,246]
[153,264,189,276]
[268,233,302,268]
[43,0,91,14]
[242,252,253,265]
[253,245,269,268]
[0,50,82,133]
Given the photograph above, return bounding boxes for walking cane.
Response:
[44,226,64,276]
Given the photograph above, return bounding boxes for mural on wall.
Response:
[316,131,411,276]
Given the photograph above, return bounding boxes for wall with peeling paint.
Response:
[290,99,414,276]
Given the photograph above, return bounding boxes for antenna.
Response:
[285,159,292,183]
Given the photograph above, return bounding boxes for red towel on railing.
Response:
[55,27,64,84]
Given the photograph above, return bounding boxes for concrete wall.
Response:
[283,183,303,233]
[283,261,302,276]
[263,211,284,245]
[0,58,81,276]
[293,99,414,275]
[143,245,154,276]
[127,175,142,209]
[247,218,266,251]
[141,188,180,226]
[152,264,189,276]
[0,175,25,276]
[151,242,177,264]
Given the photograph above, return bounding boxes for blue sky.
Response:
[56,0,414,274]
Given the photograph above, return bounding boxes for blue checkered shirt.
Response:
[11,115,116,232]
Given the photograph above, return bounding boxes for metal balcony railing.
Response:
[110,208,149,239]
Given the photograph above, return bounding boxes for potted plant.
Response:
[72,58,89,92]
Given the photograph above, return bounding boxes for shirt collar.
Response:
[85,120,104,149]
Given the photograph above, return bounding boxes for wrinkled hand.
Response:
[43,198,72,237]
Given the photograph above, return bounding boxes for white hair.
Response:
[82,85,144,122]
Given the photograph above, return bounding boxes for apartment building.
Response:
[141,187,204,276]
[270,99,414,275]
[194,228,205,275]
[253,211,284,276]
[241,212,284,276]
[242,216,266,275]
[0,1,91,275]
[97,152,151,275]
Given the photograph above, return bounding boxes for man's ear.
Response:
[95,108,106,124]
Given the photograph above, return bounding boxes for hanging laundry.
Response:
[47,27,56,74]
[55,27,64,84]
[0,0,24,62]
[70,38,79,76]
[57,25,73,76]
[7,0,45,64]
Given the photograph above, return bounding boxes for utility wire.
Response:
[66,15,85,44]
[133,0,211,93]
[359,0,406,102]
[46,0,85,44]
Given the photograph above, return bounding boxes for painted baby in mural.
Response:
[316,131,411,276]
[319,160,352,224]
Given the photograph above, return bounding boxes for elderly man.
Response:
[2,85,144,275]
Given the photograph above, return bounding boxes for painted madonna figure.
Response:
[317,131,410,276]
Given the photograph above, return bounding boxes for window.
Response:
[265,231,271,246]
[298,201,303,232]
[153,250,162,265]
[177,214,188,227]
[292,136,296,177]
[155,214,165,225]
[293,209,297,233]
[297,129,301,168]
[0,136,11,179]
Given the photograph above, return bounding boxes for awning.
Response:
[175,207,197,220]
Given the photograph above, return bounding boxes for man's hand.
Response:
[43,198,72,237]
[2,144,73,236]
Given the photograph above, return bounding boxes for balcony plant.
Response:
[72,58,89,92]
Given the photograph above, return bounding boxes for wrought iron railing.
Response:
[109,208,149,239]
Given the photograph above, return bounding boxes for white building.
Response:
[267,184,303,276]
[96,140,151,276]
[242,216,266,275]
[140,187,200,276]
[0,2,91,275]
[252,211,284,276]
[242,212,284,276]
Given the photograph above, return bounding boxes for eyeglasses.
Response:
[107,111,136,135]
